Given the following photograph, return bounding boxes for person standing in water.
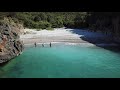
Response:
[34,42,37,47]
[50,42,51,47]
[42,43,44,47]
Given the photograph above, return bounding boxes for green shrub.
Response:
[36,29,41,31]
[34,16,41,22]
[46,27,54,31]
[37,21,51,29]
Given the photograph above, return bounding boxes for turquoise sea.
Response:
[0,43,120,78]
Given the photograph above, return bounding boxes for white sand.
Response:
[20,28,86,44]
[20,28,118,46]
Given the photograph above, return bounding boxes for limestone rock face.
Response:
[0,18,24,64]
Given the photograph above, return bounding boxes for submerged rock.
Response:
[0,18,24,64]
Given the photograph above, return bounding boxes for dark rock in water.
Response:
[0,18,24,64]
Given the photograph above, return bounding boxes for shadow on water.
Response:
[69,28,120,53]
[0,60,10,67]
[0,61,10,77]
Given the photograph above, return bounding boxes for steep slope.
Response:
[0,18,24,64]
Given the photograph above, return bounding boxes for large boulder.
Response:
[0,18,24,64]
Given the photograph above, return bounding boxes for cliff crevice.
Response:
[0,18,24,64]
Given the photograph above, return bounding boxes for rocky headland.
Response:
[0,18,24,64]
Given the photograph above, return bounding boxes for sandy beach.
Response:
[20,28,118,46]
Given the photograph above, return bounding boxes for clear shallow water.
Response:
[0,43,120,78]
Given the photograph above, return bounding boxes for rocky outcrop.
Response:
[0,18,24,64]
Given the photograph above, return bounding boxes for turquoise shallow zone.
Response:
[0,44,120,78]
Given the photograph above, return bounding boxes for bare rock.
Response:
[0,18,24,64]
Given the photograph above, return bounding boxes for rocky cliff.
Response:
[0,18,24,64]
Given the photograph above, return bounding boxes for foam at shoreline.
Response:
[23,42,119,48]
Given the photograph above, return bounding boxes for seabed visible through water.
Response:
[0,42,120,78]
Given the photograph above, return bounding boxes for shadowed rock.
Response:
[0,18,24,64]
